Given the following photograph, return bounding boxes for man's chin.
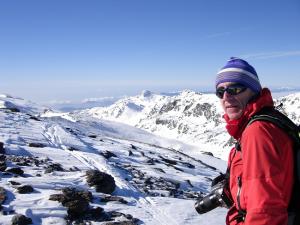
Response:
[226,109,243,120]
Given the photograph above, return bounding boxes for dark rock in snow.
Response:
[16,162,30,167]
[7,108,20,113]
[48,194,63,202]
[154,168,165,173]
[103,211,140,225]
[65,127,78,135]
[0,142,5,154]
[62,187,93,203]
[17,185,34,194]
[69,166,80,171]
[130,144,137,150]
[0,186,6,206]
[159,100,180,114]
[6,167,24,176]
[44,163,64,173]
[202,151,214,157]
[6,155,47,167]
[0,154,6,161]
[0,161,7,172]
[65,198,90,219]
[9,181,21,186]
[29,116,40,121]
[49,187,92,205]
[180,162,195,169]
[0,154,6,172]
[101,151,117,159]
[11,214,32,225]
[159,156,177,165]
[145,158,156,165]
[67,146,79,151]
[49,187,93,220]
[99,195,128,204]
[28,142,45,148]
[49,187,120,223]
[86,170,116,194]
[88,206,104,217]
[88,134,97,138]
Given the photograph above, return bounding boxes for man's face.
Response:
[217,82,256,120]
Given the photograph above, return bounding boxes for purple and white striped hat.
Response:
[216,57,262,93]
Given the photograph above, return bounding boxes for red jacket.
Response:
[224,88,294,225]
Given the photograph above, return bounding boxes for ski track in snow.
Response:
[41,122,179,225]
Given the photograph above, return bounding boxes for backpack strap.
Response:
[248,107,300,146]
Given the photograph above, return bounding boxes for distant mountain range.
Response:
[70,90,300,160]
[44,86,300,112]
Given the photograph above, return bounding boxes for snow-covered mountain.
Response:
[75,90,230,160]
[1,91,299,225]
[75,90,300,161]
[0,94,227,225]
[275,92,300,124]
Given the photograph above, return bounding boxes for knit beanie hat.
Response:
[216,57,262,93]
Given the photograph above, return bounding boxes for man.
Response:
[216,57,294,224]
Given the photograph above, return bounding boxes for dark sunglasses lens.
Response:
[216,85,246,98]
[216,88,225,98]
[227,86,246,95]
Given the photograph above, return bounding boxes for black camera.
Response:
[194,173,233,214]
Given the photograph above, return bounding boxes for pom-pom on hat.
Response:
[216,57,262,93]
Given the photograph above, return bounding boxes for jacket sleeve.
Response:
[241,121,294,225]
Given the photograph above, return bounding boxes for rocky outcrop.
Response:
[28,142,45,148]
[49,187,137,224]
[17,185,34,194]
[49,187,93,220]
[86,170,116,194]
[6,167,24,176]
[0,142,5,154]
[101,150,117,159]
[0,154,6,171]
[44,163,64,173]
[11,214,32,225]
[0,187,6,208]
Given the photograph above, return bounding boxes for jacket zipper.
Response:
[236,176,246,221]
[237,176,243,210]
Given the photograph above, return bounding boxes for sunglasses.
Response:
[216,84,247,99]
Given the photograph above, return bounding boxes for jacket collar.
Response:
[224,88,274,139]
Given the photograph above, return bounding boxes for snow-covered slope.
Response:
[275,92,300,124]
[0,94,48,115]
[76,90,230,160]
[1,91,299,225]
[77,90,300,160]
[0,94,227,225]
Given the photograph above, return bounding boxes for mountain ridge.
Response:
[74,90,300,160]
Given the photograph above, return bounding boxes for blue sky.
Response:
[0,0,299,103]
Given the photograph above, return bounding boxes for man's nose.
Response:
[223,91,233,100]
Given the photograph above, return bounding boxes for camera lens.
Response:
[195,192,222,214]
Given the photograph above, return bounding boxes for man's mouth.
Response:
[226,105,237,109]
